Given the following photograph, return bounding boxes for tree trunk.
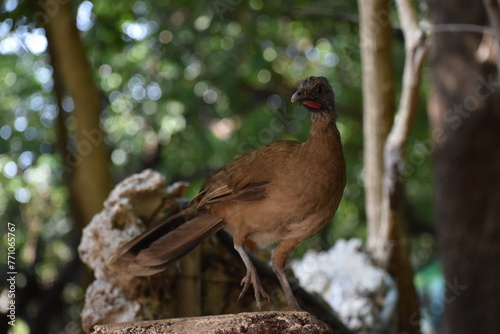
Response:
[428,1,500,333]
[357,0,396,261]
[42,0,111,228]
[359,1,424,332]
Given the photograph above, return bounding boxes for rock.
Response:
[291,239,396,333]
[91,311,333,334]
[78,169,188,332]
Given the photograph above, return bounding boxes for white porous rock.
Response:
[291,239,390,333]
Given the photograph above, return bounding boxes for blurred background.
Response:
[1,0,499,333]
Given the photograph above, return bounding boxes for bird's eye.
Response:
[316,86,323,93]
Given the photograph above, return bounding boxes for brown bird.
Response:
[108,76,346,311]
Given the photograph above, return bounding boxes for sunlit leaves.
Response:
[0,2,435,330]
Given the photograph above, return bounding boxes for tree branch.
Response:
[42,0,111,227]
[384,0,428,209]
[378,0,428,333]
[483,0,500,70]
[432,23,493,34]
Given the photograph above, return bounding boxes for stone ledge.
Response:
[91,311,333,334]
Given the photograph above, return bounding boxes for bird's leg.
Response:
[272,239,301,311]
[234,244,270,309]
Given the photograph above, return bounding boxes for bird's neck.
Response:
[307,110,340,144]
[301,108,344,172]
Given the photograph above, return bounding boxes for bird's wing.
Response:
[191,161,269,208]
[191,140,300,209]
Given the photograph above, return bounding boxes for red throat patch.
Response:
[302,101,322,109]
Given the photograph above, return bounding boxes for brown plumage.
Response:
[108,76,346,310]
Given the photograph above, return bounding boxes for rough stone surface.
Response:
[81,280,141,330]
[291,239,396,333]
[78,169,188,332]
[91,311,333,334]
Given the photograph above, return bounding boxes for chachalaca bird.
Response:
[108,76,346,311]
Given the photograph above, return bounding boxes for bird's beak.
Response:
[291,89,323,109]
[291,89,306,103]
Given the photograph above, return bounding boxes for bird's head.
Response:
[291,76,335,112]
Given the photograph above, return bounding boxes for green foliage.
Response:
[0,0,434,332]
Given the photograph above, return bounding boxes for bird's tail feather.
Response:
[108,208,224,276]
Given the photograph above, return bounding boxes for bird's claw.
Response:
[238,271,270,309]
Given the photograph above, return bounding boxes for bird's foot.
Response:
[238,270,270,309]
